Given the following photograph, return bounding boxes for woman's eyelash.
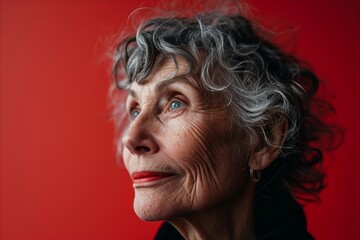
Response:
[127,106,140,120]
[127,95,187,120]
[130,109,140,119]
[164,96,185,112]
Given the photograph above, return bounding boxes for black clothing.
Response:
[154,192,314,240]
[155,222,185,240]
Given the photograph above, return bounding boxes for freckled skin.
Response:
[122,59,255,239]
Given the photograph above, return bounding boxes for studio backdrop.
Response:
[1,0,359,239]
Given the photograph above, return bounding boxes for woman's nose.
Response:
[122,120,159,156]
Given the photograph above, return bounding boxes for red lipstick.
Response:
[132,171,176,184]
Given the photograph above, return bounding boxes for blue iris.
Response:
[170,100,182,111]
[131,110,140,119]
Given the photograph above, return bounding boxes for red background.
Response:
[1,0,359,239]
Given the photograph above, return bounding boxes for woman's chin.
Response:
[133,192,170,221]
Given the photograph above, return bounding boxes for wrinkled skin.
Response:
[122,59,254,239]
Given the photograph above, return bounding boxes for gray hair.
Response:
[112,12,342,201]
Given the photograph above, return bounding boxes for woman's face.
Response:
[122,59,249,221]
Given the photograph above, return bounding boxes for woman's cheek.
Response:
[172,117,222,188]
[169,117,210,161]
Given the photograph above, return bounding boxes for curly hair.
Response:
[111,10,342,202]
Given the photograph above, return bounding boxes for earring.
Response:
[250,168,261,183]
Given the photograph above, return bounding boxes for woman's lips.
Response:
[131,171,176,185]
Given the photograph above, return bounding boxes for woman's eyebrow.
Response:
[128,89,137,100]
[154,77,193,94]
[127,77,195,100]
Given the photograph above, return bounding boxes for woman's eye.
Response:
[130,110,140,119]
[169,100,183,111]
[163,95,186,114]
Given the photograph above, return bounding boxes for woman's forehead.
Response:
[128,58,198,94]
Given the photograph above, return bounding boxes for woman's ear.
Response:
[249,118,288,171]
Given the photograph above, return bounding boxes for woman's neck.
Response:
[168,182,256,240]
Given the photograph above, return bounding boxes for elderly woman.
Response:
[111,5,340,240]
